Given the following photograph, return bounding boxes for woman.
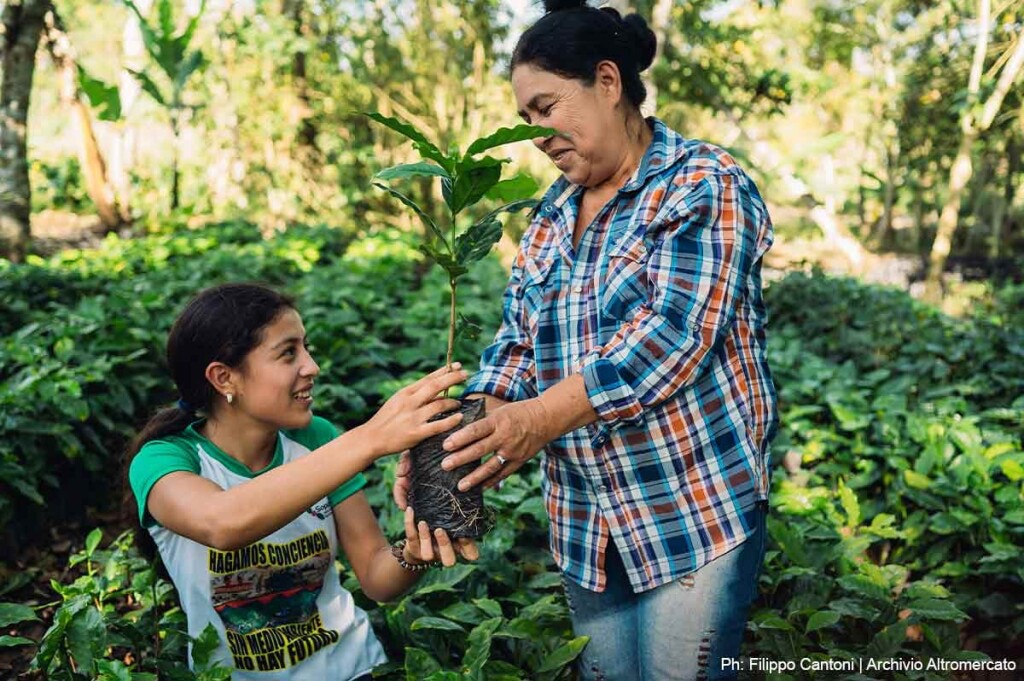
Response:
[127,282,476,680]
[435,1,778,679]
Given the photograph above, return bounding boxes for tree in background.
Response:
[0,0,52,261]
[924,0,1024,300]
[122,0,205,211]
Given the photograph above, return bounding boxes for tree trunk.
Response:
[924,0,1024,300]
[282,0,318,161]
[42,8,125,231]
[111,0,150,217]
[0,0,51,262]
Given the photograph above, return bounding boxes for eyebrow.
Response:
[517,93,551,120]
[271,335,305,350]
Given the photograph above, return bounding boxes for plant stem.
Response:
[445,278,457,397]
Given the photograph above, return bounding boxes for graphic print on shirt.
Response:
[209,529,339,672]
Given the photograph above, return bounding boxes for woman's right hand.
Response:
[363,363,468,457]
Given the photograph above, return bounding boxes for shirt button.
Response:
[597,484,607,492]
[572,284,583,293]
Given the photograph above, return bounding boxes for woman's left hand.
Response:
[401,506,479,567]
[439,398,552,491]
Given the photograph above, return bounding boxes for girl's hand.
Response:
[402,506,479,567]
[365,364,468,457]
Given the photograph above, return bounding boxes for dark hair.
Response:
[123,283,296,558]
[511,0,657,110]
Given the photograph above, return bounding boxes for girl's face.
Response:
[512,62,625,189]
[232,308,320,431]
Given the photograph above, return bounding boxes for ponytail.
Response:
[121,404,197,565]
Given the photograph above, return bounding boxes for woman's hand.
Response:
[439,398,553,491]
[401,506,479,567]
[363,364,468,457]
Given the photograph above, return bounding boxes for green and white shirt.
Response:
[129,416,387,680]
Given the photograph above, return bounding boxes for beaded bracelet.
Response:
[391,539,439,571]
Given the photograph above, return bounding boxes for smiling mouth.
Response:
[293,389,312,402]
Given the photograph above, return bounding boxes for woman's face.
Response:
[231,308,320,431]
[512,62,625,188]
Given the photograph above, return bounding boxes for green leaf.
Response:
[476,199,540,236]
[413,564,476,595]
[906,599,969,622]
[838,480,859,527]
[404,647,442,680]
[0,603,40,627]
[85,528,103,556]
[903,470,932,490]
[473,598,503,619]
[372,182,446,246]
[191,622,222,669]
[464,617,502,675]
[76,67,122,121]
[485,173,540,203]
[96,659,134,681]
[466,125,557,155]
[806,610,841,633]
[455,217,503,267]
[364,112,450,170]
[375,162,451,183]
[128,68,167,107]
[440,602,483,624]
[0,635,35,649]
[65,606,104,672]
[447,160,505,215]
[536,636,589,673]
[410,616,466,633]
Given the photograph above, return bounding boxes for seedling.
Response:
[368,112,555,537]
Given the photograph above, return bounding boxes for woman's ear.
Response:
[594,60,624,105]
[205,362,236,400]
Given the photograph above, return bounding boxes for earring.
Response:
[226,393,234,405]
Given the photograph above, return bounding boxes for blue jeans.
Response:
[561,503,767,681]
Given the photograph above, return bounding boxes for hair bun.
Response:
[622,14,657,71]
[542,0,588,12]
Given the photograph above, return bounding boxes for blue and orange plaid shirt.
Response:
[465,118,778,593]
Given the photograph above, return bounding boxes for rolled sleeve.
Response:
[465,252,538,403]
[582,173,762,441]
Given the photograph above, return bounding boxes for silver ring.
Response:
[495,455,508,466]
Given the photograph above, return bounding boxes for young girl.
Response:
[127,282,476,680]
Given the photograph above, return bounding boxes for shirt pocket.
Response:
[599,234,650,322]
[520,256,555,337]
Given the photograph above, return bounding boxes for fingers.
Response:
[402,505,420,558]
[442,416,494,452]
[416,519,434,562]
[441,436,498,475]
[455,538,479,562]
[434,529,457,567]
[412,365,468,402]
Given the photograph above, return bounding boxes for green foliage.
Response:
[3,232,1022,677]
[757,270,1024,666]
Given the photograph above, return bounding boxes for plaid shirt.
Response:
[466,118,778,593]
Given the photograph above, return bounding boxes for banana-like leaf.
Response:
[364,112,451,171]
[175,50,205,89]
[128,68,167,107]
[372,182,447,246]
[465,124,557,156]
[76,67,122,122]
[375,162,451,183]
[455,217,503,266]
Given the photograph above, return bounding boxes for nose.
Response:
[533,135,549,151]
[301,349,320,377]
